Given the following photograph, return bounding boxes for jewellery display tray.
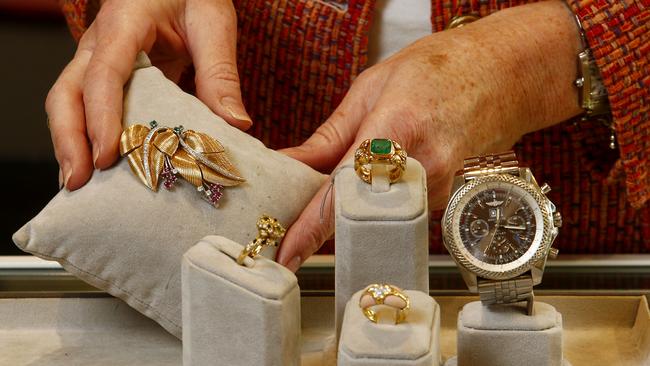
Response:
[0,293,647,365]
[1,255,648,366]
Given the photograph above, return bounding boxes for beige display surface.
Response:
[0,295,647,365]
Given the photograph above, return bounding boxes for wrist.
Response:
[455,1,584,138]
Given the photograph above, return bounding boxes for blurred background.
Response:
[1,1,75,254]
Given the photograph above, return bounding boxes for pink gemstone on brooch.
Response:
[161,158,178,190]
[197,183,224,206]
[206,183,224,205]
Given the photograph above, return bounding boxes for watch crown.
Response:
[575,77,585,88]
[553,211,563,227]
[548,247,559,259]
[540,183,551,194]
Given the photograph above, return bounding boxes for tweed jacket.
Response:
[62,0,650,254]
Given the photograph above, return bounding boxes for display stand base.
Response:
[182,236,301,366]
[335,158,429,337]
[447,301,569,366]
[443,357,572,366]
[338,290,441,366]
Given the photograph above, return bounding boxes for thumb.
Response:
[185,0,252,130]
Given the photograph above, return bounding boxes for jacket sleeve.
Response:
[568,0,650,208]
[61,0,99,41]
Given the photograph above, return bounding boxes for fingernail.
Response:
[92,145,101,169]
[63,166,73,190]
[221,97,253,128]
[285,256,302,273]
[58,168,64,190]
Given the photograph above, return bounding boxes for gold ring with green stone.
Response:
[354,138,407,184]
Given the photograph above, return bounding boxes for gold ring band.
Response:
[354,139,407,184]
[237,215,286,265]
[359,283,410,324]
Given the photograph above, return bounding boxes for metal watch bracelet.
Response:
[478,274,535,315]
[463,151,519,181]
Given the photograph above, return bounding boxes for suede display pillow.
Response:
[12,54,325,339]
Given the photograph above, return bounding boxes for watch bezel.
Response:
[442,174,554,280]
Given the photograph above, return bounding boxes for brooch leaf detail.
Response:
[119,121,245,206]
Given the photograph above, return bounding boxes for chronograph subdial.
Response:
[503,215,526,231]
[469,219,489,238]
[485,235,523,263]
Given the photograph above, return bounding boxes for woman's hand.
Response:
[47,0,250,190]
[276,0,584,272]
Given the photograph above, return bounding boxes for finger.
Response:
[185,0,252,130]
[276,181,335,272]
[46,46,95,190]
[280,71,379,171]
[83,6,156,170]
[278,121,382,270]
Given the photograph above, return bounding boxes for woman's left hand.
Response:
[276,0,583,272]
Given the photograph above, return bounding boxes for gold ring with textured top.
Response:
[359,283,410,324]
[354,139,407,184]
[237,215,287,265]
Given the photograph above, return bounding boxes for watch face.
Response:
[588,62,608,99]
[455,180,542,267]
[443,174,554,280]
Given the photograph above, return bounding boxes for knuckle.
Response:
[311,122,346,147]
[83,58,123,90]
[380,106,426,147]
[354,68,373,85]
[44,87,58,113]
[354,64,381,85]
[352,63,389,93]
[95,1,131,29]
[77,28,94,46]
[45,81,70,112]
[295,220,329,257]
[199,61,240,85]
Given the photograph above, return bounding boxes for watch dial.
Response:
[588,62,608,98]
[458,182,538,265]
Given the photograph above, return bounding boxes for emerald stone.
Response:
[370,139,392,154]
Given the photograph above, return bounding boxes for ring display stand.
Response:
[334,158,430,337]
[338,289,441,366]
[182,236,301,366]
[444,301,570,366]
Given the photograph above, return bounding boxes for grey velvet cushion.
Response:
[12,54,325,339]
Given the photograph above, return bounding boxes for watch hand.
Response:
[505,185,513,207]
[484,214,500,255]
[495,206,501,228]
[503,225,526,230]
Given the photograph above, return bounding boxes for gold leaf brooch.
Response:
[119,121,245,206]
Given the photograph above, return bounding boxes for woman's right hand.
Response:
[47,0,250,190]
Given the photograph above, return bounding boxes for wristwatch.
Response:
[442,151,562,315]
